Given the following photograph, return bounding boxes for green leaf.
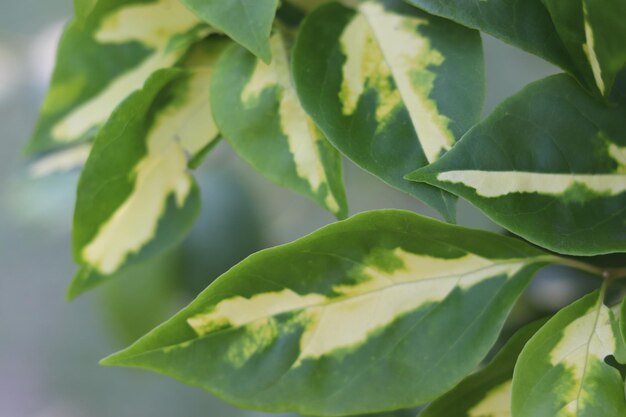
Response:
[292,0,484,222]
[404,0,573,72]
[511,290,626,417]
[69,38,228,299]
[27,0,208,155]
[179,0,278,64]
[617,297,626,364]
[211,32,347,218]
[542,0,626,98]
[420,318,547,417]
[102,209,550,416]
[408,74,626,256]
[73,0,97,22]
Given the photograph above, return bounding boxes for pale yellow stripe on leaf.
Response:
[356,248,493,285]
[187,289,327,336]
[437,171,626,198]
[51,49,182,142]
[468,380,513,417]
[80,86,209,274]
[339,14,369,115]
[582,3,606,95]
[241,33,341,214]
[95,0,201,48]
[29,143,92,177]
[163,70,219,156]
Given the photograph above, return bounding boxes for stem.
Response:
[545,256,626,281]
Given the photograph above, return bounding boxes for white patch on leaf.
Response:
[339,2,454,163]
[437,171,626,198]
[468,380,512,417]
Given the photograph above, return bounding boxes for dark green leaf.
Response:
[408,74,626,256]
[421,319,546,417]
[404,0,572,72]
[180,0,278,63]
[542,0,626,98]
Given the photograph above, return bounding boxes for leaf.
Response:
[420,319,547,417]
[74,0,97,22]
[179,0,278,63]
[292,0,484,222]
[404,0,572,72]
[69,38,228,299]
[101,209,551,416]
[27,0,208,155]
[511,290,626,417]
[617,298,626,364]
[408,74,626,256]
[211,32,347,218]
[542,0,626,98]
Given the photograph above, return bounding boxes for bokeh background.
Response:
[0,1,609,416]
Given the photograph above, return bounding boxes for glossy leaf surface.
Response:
[409,75,626,256]
[102,210,550,416]
[28,0,208,154]
[180,0,278,63]
[70,39,227,298]
[404,0,572,71]
[292,0,484,221]
[512,290,626,417]
[211,32,347,218]
[421,319,546,417]
[542,0,626,97]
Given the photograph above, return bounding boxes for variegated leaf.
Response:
[542,0,626,98]
[211,32,347,218]
[292,0,484,222]
[70,38,228,299]
[420,319,547,417]
[408,75,626,256]
[512,290,626,417]
[404,0,573,72]
[101,210,551,416]
[179,0,278,63]
[27,0,208,155]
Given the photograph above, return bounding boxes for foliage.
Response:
[28,0,626,416]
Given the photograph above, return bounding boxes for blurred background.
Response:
[0,1,609,416]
